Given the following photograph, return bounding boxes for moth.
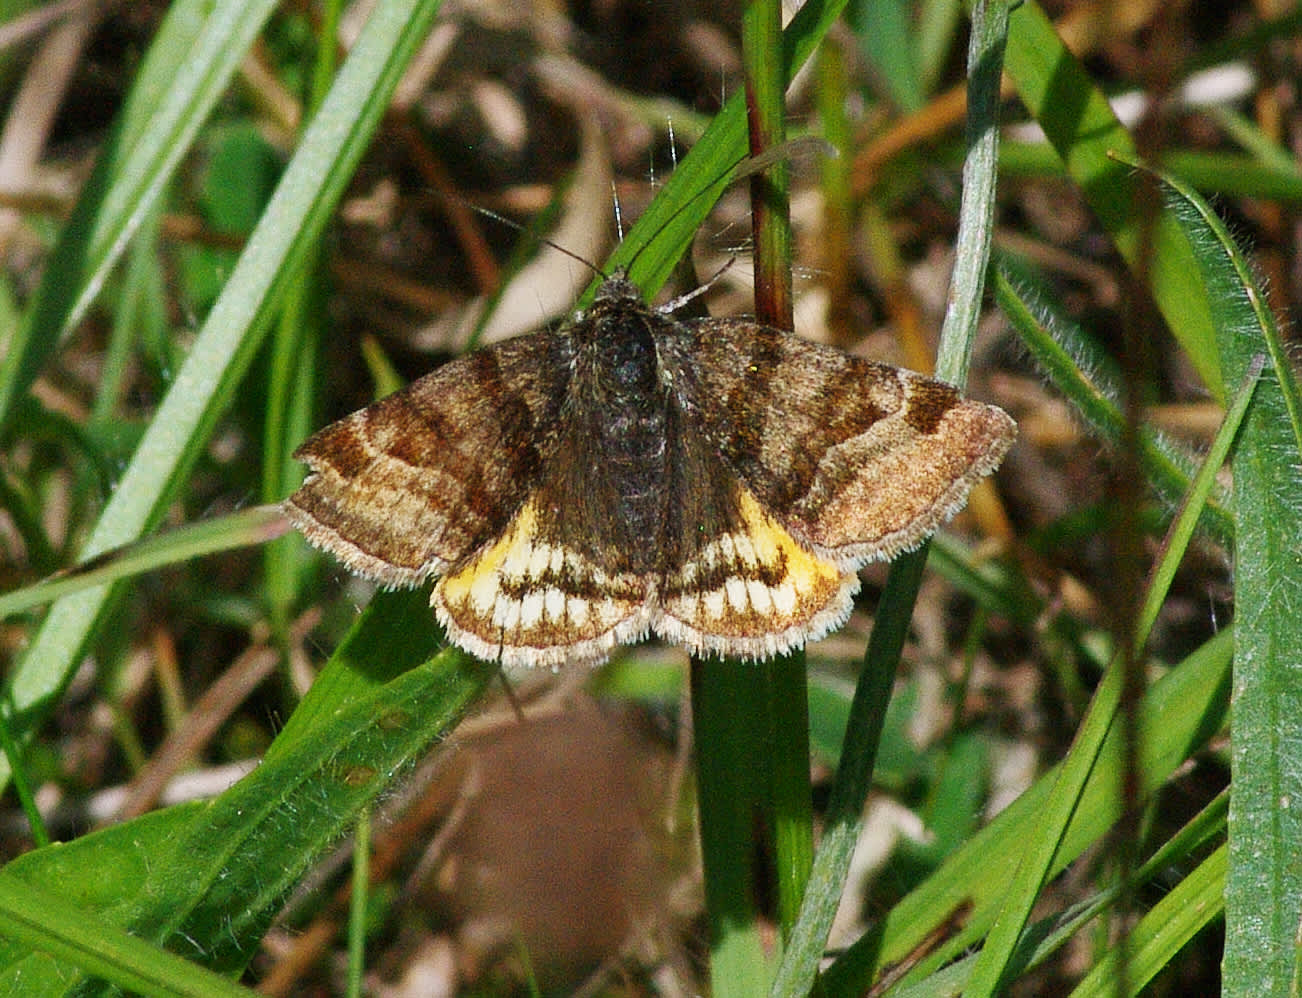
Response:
[285,271,1015,669]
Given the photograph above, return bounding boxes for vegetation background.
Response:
[0,1,1298,995]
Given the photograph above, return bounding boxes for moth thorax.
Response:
[595,309,661,401]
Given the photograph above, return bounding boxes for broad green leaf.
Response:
[0,589,493,991]
[1152,170,1302,992]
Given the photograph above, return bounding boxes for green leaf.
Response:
[1002,0,1223,396]
[0,589,494,991]
[0,814,257,997]
[1151,169,1302,992]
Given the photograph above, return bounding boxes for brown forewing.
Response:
[285,332,571,586]
[666,318,1016,565]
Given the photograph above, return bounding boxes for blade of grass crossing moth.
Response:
[771,3,1010,993]
[690,5,807,991]
[682,5,851,993]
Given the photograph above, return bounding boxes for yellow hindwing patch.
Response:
[658,490,854,656]
[433,502,646,667]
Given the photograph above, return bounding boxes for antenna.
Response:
[460,199,608,283]
[611,181,625,243]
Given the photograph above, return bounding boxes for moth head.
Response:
[592,270,643,306]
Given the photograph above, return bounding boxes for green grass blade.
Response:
[691,660,779,997]
[1136,355,1260,643]
[996,143,1302,205]
[0,506,287,619]
[820,627,1232,995]
[960,655,1125,994]
[346,807,371,998]
[885,795,1227,997]
[0,0,447,792]
[1002,0,1222,396]
[0,0,281,428]
[849,0,924,112]
[935,0,1007,386]
[771,4,1009,992]
[0,589,494,990]
[1150,168,1302,992]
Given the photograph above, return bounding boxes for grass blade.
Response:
[0,0,281,428]
[771,4,1009,993]
[0,0,448,792]
[1150,167,1302,992]
[0,506,287,619]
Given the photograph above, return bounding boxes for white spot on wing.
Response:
[568,597,590,628]
[732,534,758,568]
[772,583,797,616]
[725,577,748,612]
[520,590,545,629]
[499,597,522,633]
[527,543,551,579]
[703,589,726,620]
[746,579,773,616]
[503,539,532,576]
[544,587,566,621]
[469,570,498,615]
